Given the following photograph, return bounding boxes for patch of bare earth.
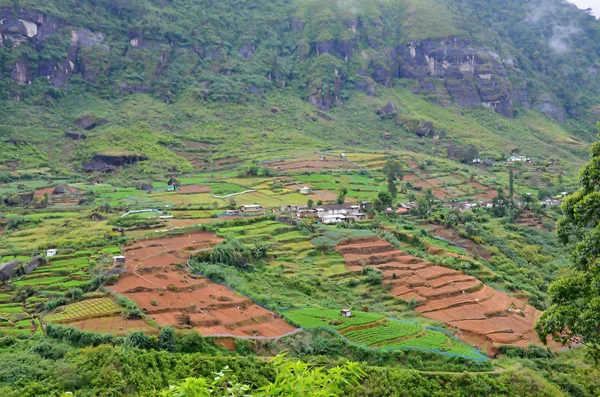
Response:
[108,232,297,338]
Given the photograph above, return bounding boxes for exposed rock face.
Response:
[23,257,44,274]
[82,161,116,172]
[354,80,375,96]
[535,93,566,123]
[0,8,567,123]
[74,115,108,130]
[0,260,21,282]
[399,38,517,117]
[93,153,148,166]
[238,43,254,59]
[377,102,397,116]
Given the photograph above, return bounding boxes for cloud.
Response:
[548,25,581,54]
[526,0,581,54]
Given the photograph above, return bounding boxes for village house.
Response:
[340,309,352,318]
[240,204,264,213]
[225,209,239,215]
[297,208,317,218]
[46,249,57,257]
[299,186,312,195]
[506,155,531,163]
[540,198,562,207]
[112,255,126,264]
[280,204,307,213]
[315,203,365,221]
[322,214,346,224]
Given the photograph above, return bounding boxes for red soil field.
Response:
[178,185,212,194]
[402,174,419,181]
[335,236,555,355]
[467,181,489,191]
[265,154,357,172]
[108,232,297,338]
[67,315,157,335]
[411,180,435,189]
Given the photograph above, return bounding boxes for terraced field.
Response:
[108,231,298,338]
[43,297,157,335]
[282,308,486,361]
[335,236,549,354]
[0,246,123,336]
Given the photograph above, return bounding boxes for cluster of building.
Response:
[231,201,373,224]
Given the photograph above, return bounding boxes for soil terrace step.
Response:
[414,280,483,299]
[342,251,407,266]
[336,243,398,256]
[426,275,477,289]
[413,266,462,281]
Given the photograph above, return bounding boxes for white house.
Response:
[507,155,530,163]
[112,255,126,264]
[341,309,352,318]
[46,249,57,257]
[316,204,361,218]
[240,204,264,212]
[322,214,346,224]
[299,186,312,195]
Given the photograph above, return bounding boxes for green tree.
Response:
[536,133,600,361]
[336,187,348,204]
[377,191,392,208]
[383,160,403,199]
[158,326,176,352]
[307,198,314,209]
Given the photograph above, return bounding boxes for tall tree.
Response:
[382,160,403,199]
[536,128,600,361]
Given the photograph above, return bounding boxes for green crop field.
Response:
[343,321,423,346]
[44,298,122,323]
[282,308,485,360]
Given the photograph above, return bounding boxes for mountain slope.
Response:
[0,0,597,179]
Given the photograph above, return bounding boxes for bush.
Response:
[158,326,176,352]
[29,341,69,360]
[45,297,69,311]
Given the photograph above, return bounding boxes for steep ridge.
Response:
[335,236,550,353]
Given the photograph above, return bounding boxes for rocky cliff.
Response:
[0,0,598,126]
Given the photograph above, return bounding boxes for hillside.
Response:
[1,1,600,396]
[0,0,598,181]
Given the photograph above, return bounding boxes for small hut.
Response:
[340,309,352,318]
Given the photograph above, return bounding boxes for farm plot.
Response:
[108,231,297,338]
[281,308,485,360]
[44,298,122,323]
[335,236,550,355]
[43,297,156,335]
[0,247,120,334]
[0,303,32,336]
[264,153,358,173]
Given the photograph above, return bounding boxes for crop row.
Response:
[44,298,122,322]
[344,321,422,346]
[381,329,481,358]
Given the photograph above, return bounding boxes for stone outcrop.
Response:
[0,260,21,282]
[0,7,576,123]
[92,153,148,166]
[399,38,517,118]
